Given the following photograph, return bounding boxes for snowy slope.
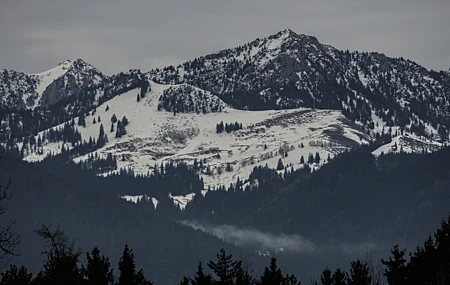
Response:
[19,79,445,209]
[23,81,370,186]
[372,133,442,156]
[29,60,74,109]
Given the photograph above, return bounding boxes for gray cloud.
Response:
[180,220,378,256]
[0,0,449,74]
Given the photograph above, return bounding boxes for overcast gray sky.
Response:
[0,0,449,75]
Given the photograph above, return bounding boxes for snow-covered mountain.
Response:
[20,80,442,210]
[2,29,449,202]
[0,59,104,109]
[148,29,450,141]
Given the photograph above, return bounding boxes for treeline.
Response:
[77,152,118,175]
[3,212,450,284]
[216,121,243,133]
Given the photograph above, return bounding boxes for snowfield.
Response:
[21,80,443,209]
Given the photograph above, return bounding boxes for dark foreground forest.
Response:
[1,214,450,285]
[1,146,450,284]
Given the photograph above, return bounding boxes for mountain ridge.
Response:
[1,28,450,144]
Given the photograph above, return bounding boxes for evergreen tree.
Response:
[320,268,332,285]
[332,268,347,285]
[308,153,314,164]
[82,247,115,285]
[260,258,283,285]
[122,116,129,127]
[347,260,371,285]
[110,123,115,133]
[111,114,117,124]
[137,94,140,102]
[381,245,408,285]
[78,113,86,127]
[276,158,284,170]
[191,262,214,285]
[0,264,32,285]
[37,135,42,148]
[207,249,240,285]
[300,156,305,164]
[98,115,101,123]
[97,124,106,148]
[93,117,96,124]
[314,152,321,164]
[105,105,109,112]
[117,244,152,285]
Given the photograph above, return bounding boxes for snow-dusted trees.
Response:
[216,121,242,133]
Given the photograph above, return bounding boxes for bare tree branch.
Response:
[0,150,21,269]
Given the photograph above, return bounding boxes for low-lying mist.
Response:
[179,220,378,257]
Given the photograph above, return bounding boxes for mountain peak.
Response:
[278,28,297,36]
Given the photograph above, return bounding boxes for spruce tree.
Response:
[276,158,284,170]
[308,153,314,164]
[207,249,240,285]
[192,262,214,285]
[122,116,129,127]
[117,244,152,285]
[0,265,33,285]
[300,156,305,164]
[137,94,140,102]
[314,152,321,164]
[332,268,347,285]
[381,245,408,285]
[82,247,115,285]
[78,113,86,127]
[348,260,371,285]
[260,258,283,285]
[111,114,117,124]
[320,268,332,285]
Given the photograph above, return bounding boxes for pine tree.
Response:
[320,268,332,285]
[381,245,408,285]
[260,258,283,285]
[82,247,115,285]
[122,116,129,127]
[98,115,101,123]
[332,268,347,285]
[207,249,240,285]
[137,94,140,102]
[78,113,86,127]
[276,158,284,170]
[300,156,305,164]
[117,244,152,285]
[191,262,214,285]
[111,114,117,124]
[110,123,115,133]
[308,153,314,164]
[93,117,96,124]
[348,260,371,285]
[314,152,321,164]
[0,265,33,285]
[37,135,42,148]
[105,105,109,112]
[98,124,106,147]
